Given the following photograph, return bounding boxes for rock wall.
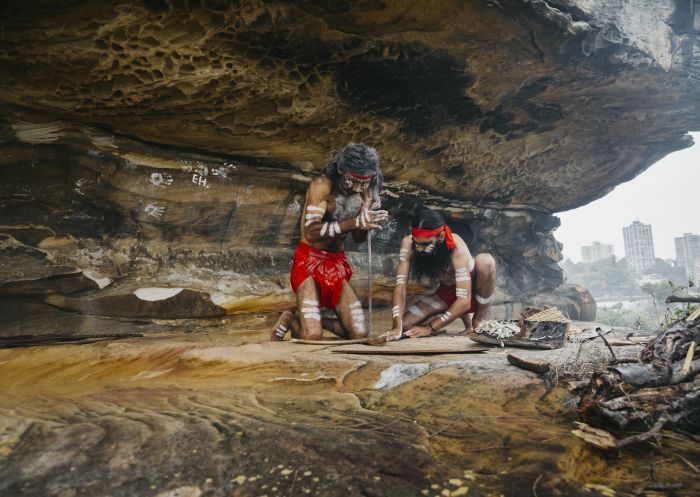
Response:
[1,0,699,322]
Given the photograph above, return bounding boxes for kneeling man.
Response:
[271,143,388,341]
[387,208,496,340]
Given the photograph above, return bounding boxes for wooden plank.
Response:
[290,337,386,346]
[332,346,488,355]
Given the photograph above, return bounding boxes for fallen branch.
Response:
[595,327,617,362]
[665,295,700,304]
[506,354,550,374]
[617,414,669,448]
[682,342,697,375]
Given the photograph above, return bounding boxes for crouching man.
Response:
[271,143,388,341]
[387,208,496,340]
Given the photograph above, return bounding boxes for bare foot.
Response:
[270,310,294,341]
[472,307,488,331]
[460,316,473,335]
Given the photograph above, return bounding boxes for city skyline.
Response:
[556,132,700,262]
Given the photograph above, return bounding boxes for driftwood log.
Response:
[578,317,700,443]
[665,295,700,304]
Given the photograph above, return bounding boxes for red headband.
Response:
[411,224,455,250]
[344,170,374,181]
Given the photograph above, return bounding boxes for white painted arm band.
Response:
[475,294,491,305]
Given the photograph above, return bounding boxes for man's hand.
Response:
[404,326,432,338]
[385,326,403,341]
[355,207,388,230]
[356,195,388,230]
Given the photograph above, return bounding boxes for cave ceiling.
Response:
[1,0,699,212]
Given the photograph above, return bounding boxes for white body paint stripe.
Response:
[303,299,319,306]
[475,294,491,304]
[455,276,471,282]
[425,296,443,309]
[320,223,329,236]
[408,305,422,316]
[307,205,325,213]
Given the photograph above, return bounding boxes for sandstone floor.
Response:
[0,314,698,497]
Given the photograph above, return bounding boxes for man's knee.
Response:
[299,319,323,340]
[475,253,496,274]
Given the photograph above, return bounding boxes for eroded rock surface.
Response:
[1,1,699,317]
[0,320,696,497]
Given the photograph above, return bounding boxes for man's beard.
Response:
[410,240,451,285]
[331,192,363,222]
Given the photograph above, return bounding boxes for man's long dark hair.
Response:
[324,143,383,207]
[410,209,453,285]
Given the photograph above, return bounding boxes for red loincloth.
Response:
[290,242,353,308]
[435,269,477,312]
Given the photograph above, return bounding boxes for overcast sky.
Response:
[555,132,700,262]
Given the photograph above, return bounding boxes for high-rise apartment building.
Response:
[581,241,615,263]
[623,221,655,273]
[674,233,700,282]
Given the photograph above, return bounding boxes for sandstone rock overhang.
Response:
[0,0,698,212]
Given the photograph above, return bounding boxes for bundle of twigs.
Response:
[474,320,521,339]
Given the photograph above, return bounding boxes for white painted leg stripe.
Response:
[440,311,452,322]
[307,205,325,213]
[408,305,421,316]
[303,299,319,306]
[475,294,491,304]
[426,297,443,310]
[350,301,362,309]
[455,276,471,281]
[320,223,329,237]
[301,307,320,320]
